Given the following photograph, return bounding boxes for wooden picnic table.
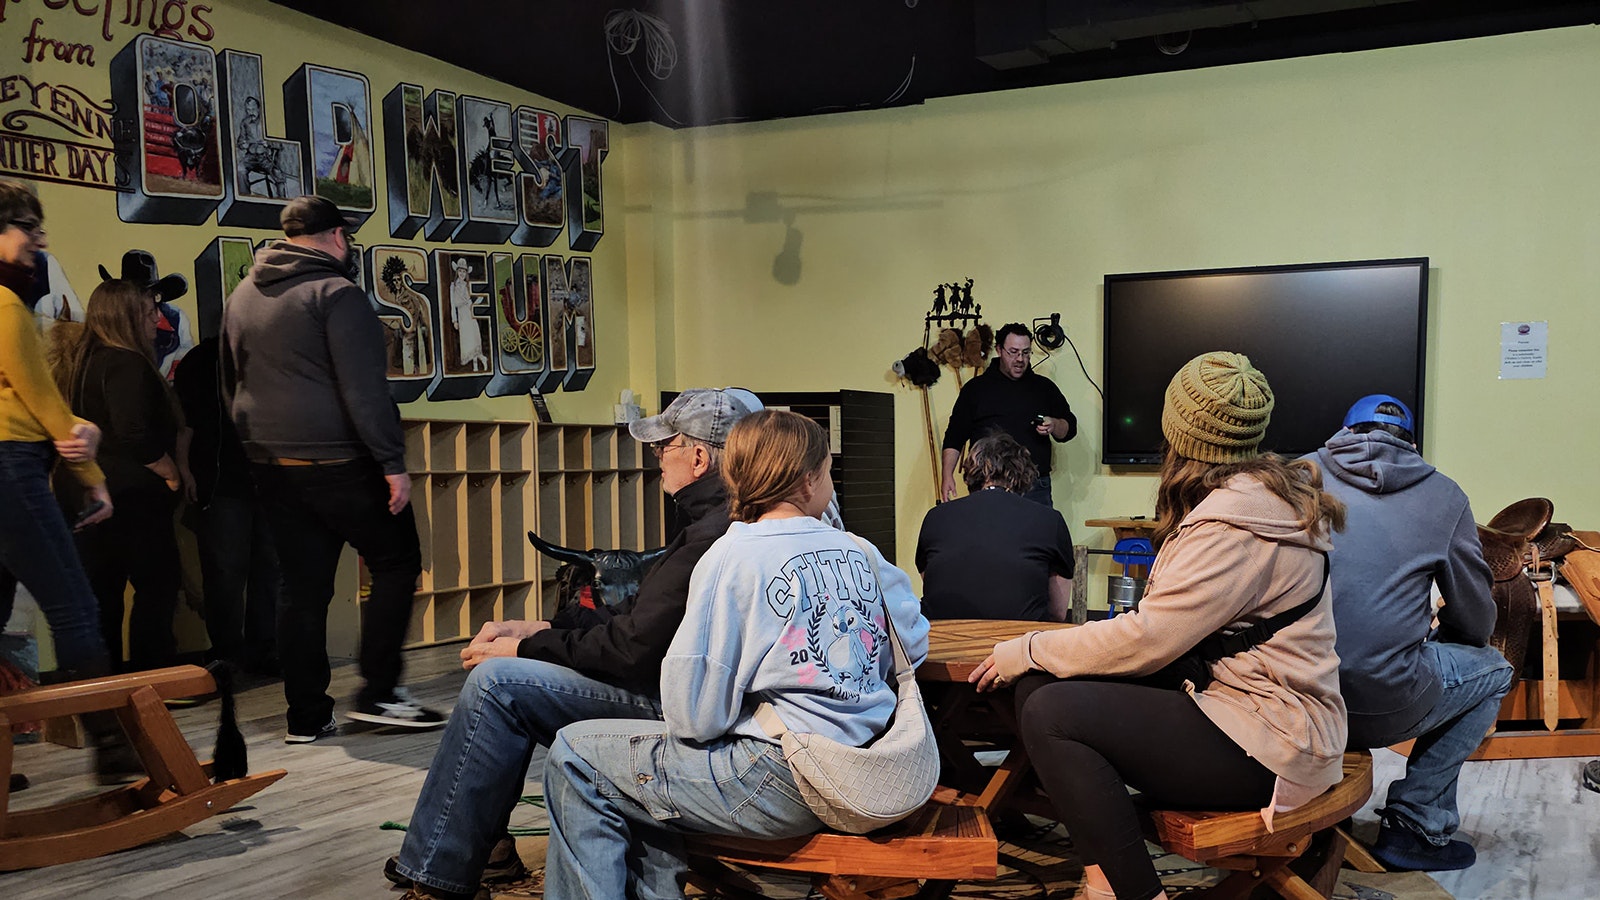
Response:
[918,618,1075,817]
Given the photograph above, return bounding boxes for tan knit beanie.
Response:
[1161,351,1274,463]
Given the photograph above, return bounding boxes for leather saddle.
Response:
[1477,498,1571,675]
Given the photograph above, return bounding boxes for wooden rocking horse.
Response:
[0,665,285,871]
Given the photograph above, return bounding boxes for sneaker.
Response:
[1583,759,1600,794]
[9,772,29,793]
[347,689,446,729]
[1368,822,1476,871]
[384,838,530,889]
[284,719,339,744]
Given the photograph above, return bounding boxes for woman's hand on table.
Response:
[969,634,1040,692]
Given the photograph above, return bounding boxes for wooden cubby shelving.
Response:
[329,419,665,655]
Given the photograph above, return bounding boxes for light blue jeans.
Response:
[543,719,822,900]
[1377,642,1515,844]
[394,657,664,895]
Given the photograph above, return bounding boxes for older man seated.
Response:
[916,432,1074,621]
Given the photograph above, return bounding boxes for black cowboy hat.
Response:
[98,249,188,303]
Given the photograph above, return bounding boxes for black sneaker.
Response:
[284,719,339,744]
[347,689,446,729]
[1368,822,1476,871]
[384,838,529,888]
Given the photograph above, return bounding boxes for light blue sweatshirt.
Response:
[662,516,929,748]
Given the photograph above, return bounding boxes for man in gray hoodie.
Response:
[1311,394,1511,872]
[222,195,443,742]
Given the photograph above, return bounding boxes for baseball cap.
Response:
[1343,394,1414,432]
[280,195,361,237]
[630,388,759,447]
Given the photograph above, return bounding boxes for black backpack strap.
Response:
[1197,553,1330,662]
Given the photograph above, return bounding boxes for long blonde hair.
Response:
[724,410,830,523]
[1152,447,1345,547]
[51,279,165,405]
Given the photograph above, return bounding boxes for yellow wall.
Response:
[651,26,1600,576]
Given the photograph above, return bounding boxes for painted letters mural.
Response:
[3,1,610,399]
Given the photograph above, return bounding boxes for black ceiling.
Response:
[271,1,1600,128]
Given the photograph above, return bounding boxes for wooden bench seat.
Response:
[686,787,997,900]
[0,665,286,871]
[1144,751,1374,900]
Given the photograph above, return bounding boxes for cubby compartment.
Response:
[429,474,464,588]
[432,590,468,642]
[410,473,434,592]
[643,472,663,546]
[465,423,497,472]
[404,422,429,472]
[617,435,639,470]
[591,473,617,549]
[500,423,531,472]
[405,592,430,646]
[563,428,590,470]
[563,473,590,546]
[429,422,465,472]
[503,581,532,621]
[537,425,563,473]
[501,474,528,582]
[466,587,501,638]
[590,430,615,470]
[466,476,498,587]
[618,473,640,549]
[537,475,563,544]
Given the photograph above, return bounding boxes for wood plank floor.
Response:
[4,644,1597,899]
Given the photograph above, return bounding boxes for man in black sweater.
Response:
[222,195,442,740]
[386,388,755,900]
[941,322,1076,506]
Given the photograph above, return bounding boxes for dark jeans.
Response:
[1022,474,1053,507]
[1020,678,1276,900]
[0,442,109,672]
[252,460,421,734]
[196,492,281,667]
[76,485,182,672]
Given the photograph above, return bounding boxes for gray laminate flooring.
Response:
[3,645,1597,899]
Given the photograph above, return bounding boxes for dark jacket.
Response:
[221,242,405,474]
[1309,429,1495,744]
[73,345,179,498]
[173,337,252,505]
[942,357,1075,475]
[517,474,732,693]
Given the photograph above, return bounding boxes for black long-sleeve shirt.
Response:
[74,345,179,497]
[942,357,1076,475]
[518,475,731,694]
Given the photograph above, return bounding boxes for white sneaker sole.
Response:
[345,710,446,729]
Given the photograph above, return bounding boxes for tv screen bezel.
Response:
[1100,257,1429,466]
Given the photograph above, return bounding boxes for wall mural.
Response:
[1,2,609,398]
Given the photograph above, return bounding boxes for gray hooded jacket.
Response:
[1310,430,1494,745]
[221,242,405,474]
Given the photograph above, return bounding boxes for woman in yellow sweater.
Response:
[0,180,136,782]
[971,352,1346,900]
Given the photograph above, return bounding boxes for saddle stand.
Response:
[0,665,286,871]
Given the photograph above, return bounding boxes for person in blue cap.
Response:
[1309,394,1511,872]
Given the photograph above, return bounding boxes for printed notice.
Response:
[1499,321,1548,380]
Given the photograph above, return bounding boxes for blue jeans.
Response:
[0,442,109,672]
[543,720,820,900]
[395,657,665,895]
[1376,642,1514,843]
[1022,474,1053,507]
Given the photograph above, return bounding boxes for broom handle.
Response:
[921,389,940,495]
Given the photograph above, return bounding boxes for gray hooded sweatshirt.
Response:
[1310,429,1495,745]
[221,242,405,474]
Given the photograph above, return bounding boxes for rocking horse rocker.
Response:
[0,664,286,870]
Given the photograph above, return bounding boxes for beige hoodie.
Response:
[995,474,1347,790]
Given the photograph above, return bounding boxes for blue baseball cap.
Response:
[1343,394,1414,432]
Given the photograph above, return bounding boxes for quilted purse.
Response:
[752,537,939,834]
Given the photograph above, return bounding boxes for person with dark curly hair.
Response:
[917,432,1075,621]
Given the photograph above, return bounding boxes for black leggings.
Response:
[1018,677,1277,900]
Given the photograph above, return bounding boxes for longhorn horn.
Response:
[638,547,668,567]
[527,531,596,565]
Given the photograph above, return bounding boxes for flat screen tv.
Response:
[1102,258,1428,465]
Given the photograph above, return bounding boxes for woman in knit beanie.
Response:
[968,351,1346,900]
